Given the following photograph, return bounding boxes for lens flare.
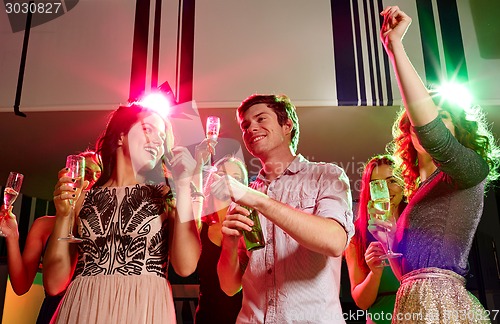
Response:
[436,83,473,110]
[138,92,171,118]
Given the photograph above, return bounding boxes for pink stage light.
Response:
[138,92,171,118]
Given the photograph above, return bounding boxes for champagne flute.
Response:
[1,172,24,237]
[58,155,85,243]
[206,116,220,140]
[369,179,402,259]
[203,116,220,172]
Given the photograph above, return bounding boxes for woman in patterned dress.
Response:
[43,104,201,323]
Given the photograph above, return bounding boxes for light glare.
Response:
[436,83,473,109]
[139,93,171,117]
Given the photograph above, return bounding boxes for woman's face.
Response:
[124,112,166,173]
[370,164,404,208]
[215,161,246,185]
[84,156,101,189]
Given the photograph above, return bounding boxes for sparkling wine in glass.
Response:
[369,179,402,259]
[206,116,220,140]
[1,172,24,237]
[59,155,85,243]
[203,116,220,172]
[3,172,23,209]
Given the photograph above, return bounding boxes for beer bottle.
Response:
[241,206,265,251]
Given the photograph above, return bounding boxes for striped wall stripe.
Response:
[363,0,375,105]
[416,0,468,86]
[416,0,441,86]
[435,0,468,83]
[331,1,358,106]
[177,0,196,104]
[350,0,367,106]
[129,0,151,102]
[331,0,468,106]
[127,0,196,104]
[378,0,393,106]
[331,0,393,106]
[151,0,163,89]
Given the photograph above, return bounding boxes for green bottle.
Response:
[241,206,266,251]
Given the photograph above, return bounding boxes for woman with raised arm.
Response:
[370,6,500,323]
[43,104,201,323]
[345,155,404,323]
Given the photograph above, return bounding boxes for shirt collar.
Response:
[255,154,309,183]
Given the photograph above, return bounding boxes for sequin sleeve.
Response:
[413,116,489,188]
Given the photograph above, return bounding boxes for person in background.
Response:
[0,150,101,324]
[43,104,201,323]
[369,6,500,322]
[345,155,405,323]
[212,94,354,323]
[192,150,247,324]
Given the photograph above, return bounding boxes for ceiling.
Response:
[1,105,500,201]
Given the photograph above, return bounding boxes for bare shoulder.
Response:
[29,216,56,238]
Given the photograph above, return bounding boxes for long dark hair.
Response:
[93,104,174,187]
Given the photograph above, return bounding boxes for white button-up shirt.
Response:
[237,155,354,324]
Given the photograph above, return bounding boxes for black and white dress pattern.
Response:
[52,184,176,324]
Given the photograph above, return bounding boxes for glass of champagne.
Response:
[206,116,220,140]
[1,172,24,236]
[369,179,402,259]
[58,155,85,243]
[203,116,220,172]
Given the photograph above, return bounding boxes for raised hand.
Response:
[380,6,412,51]
[194,138,218,166]
[53,168,80,218]
[168,146,197,186]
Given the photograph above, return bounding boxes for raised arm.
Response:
[42,169,79,296]
[167,146,201,277]
[4,213,53,295]
[380,5,438,126]
[191,139,216,231]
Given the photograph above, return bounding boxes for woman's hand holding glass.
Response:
[1,171,23,237]
[194,138,218,169]
[56,155,86,243]
[0,206,19,239]
[368,179,402,259]
[365,241,388,271]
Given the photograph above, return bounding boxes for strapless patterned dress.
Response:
[52,184,175,324]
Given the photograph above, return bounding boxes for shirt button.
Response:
[267,268,272,274]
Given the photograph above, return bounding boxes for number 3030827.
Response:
[5,2,62,14]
